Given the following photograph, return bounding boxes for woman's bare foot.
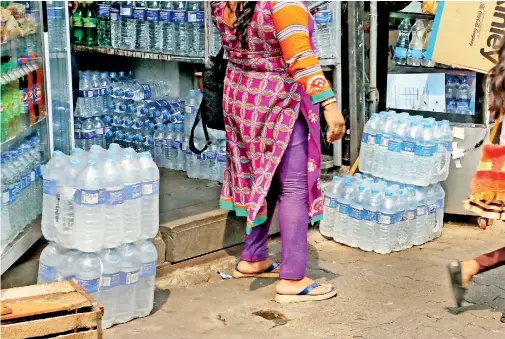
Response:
[236,259,280,274]
[276,277,333,296]
[460,260,480,288]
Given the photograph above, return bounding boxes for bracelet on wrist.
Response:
[321,97,336,108]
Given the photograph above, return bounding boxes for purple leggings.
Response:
[240,116,309,280]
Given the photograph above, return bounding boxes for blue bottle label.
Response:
[102,272,121,289]
[110,9,119,21]
[164,139,172,148]
[159,10,173,22]
[402,139,416,153]
[81,130,97,140]
[206,151,217,160]
[324,196,337,208]
[187,11,204,24]
[414,144,435,157]
[395,211,405,223]
[146,9,159,21]
[98,5,110,18]
[406,209,416,220]
[12,181,21,199]
[43,179,57,196]
[124,183,142,200]
[407,48,423,60]
[140,261,157,278]
[350,207,363,220]
[155,139,163,147]
[361,132,368,143]
[106,188,124,205]
[362,210,378,222]
[378,134,390,148]
[38,263,57,282]
[2,188,11,205]
[141,84,151,99]
[120,4,133,18]
[394,47,407,58]
[339,202,351,216]
[196,153,206,160]
[186,148,193,156]
[74,128,81,139]
[74,277,100,294]
[120,270,139,285]
[133,8,146,20]
[142,180,160,196]
[217,154,226,163]
[170,141,180,150]
[379,212,395,225]
[173,10,187,23]
[367,133,376,145]
[417,205,426,216]
[314,11,332,24]
[443,141,452,152]
[388,138,402,152]
[428,203,438,215]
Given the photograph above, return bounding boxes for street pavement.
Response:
[108,221,505,339]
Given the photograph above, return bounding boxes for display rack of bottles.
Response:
[74,45,205,64]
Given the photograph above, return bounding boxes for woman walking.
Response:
[212,1,344,303]
[447,42,505,310]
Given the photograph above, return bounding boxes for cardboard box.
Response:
[427,1,505,74]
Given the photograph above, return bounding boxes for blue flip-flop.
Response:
[275,281,338,303]
[232,262,280,279]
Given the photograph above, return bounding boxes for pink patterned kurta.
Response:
[212,2,331,233]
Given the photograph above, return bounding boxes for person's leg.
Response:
[237,179,280,274]
[274,116,333,296]
[458,247,505,288]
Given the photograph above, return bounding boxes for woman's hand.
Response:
[323,102,345,143]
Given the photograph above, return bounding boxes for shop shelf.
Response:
[388,64,475,75]
[0,117,46,153]
[0,62,40,85]
[1,218,42,275]
[74,45,205,64]
[390,12,435,21]
[386,108,477,124]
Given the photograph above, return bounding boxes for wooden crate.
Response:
[0,281,103,339]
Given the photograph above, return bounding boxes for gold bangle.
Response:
[321,97,336,107]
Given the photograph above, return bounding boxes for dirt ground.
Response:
[108,221,505,339]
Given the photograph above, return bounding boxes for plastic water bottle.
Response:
[135,240,157,318]
[42,151,67,242]
[445,76,458,113]
[314,7,334,59]
[99,248,121,329]
[74,160,105,252]
[407,19,425,67]
[153,124,165,167]
[147,1,163,52]
[320,177,340,239]
[438,121,452,181]
[387,118,403,181]
[170,124,183,170]
[187,1,204,57]
[91,74,102,116]
[217,140,226,183]
[360,188,381,252]
[58,249,79,281]
[38,242,66,284]
[100,72,113,112]
[403,187,417,250]
[57,159,82,249]
[73,252,102,298]
[110,6,121,49]
[349,184,367,248]
[375,190,396,254]
[392,189,408,251]
[93,117,106,149]
[1,157,14,248]
[456,77,472,115]
[98,3,112,47]
[115,242,140,324]
[203,141,217,181]
[101,158,124,249]
[425,185,437,242]
[121,154,142,243]
[164,123,174,169]
[184,90,199,136]
[394,19,411,65]
[375,113,394,178]
[173,1,188,56]
[433,184,445,239]
[414,123,435,186]
[120,1,136,50]
[421,21,435,67]
[412,186,427,246]
[359,113,379,174]
[161,1,175,54]
[334,179,353,245]
[174,124,185,171]
[138,152,160,239]
[78,75,93,118]
[134,1,148,51]
[211,24,221,56]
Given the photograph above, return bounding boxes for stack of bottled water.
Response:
[359,111,453,186]
[320,174,445,253]
[106,1,204,57]
[394,18,437,68]
[38,145,159,327]
[1,137,43,253]
[445,75,474,115]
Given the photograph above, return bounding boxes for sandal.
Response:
[232,262,280,279]
[274,281,338,304]
[447,260,467,307]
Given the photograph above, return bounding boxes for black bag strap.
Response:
[189,107,212,154]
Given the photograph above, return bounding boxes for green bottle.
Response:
[83,1,98,46]
[72,2,84,45]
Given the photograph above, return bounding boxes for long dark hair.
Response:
[226,1,257,46]
[487,41,505,118]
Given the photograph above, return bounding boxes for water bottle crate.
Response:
[0,281,104,339]
[74,45,205,64]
